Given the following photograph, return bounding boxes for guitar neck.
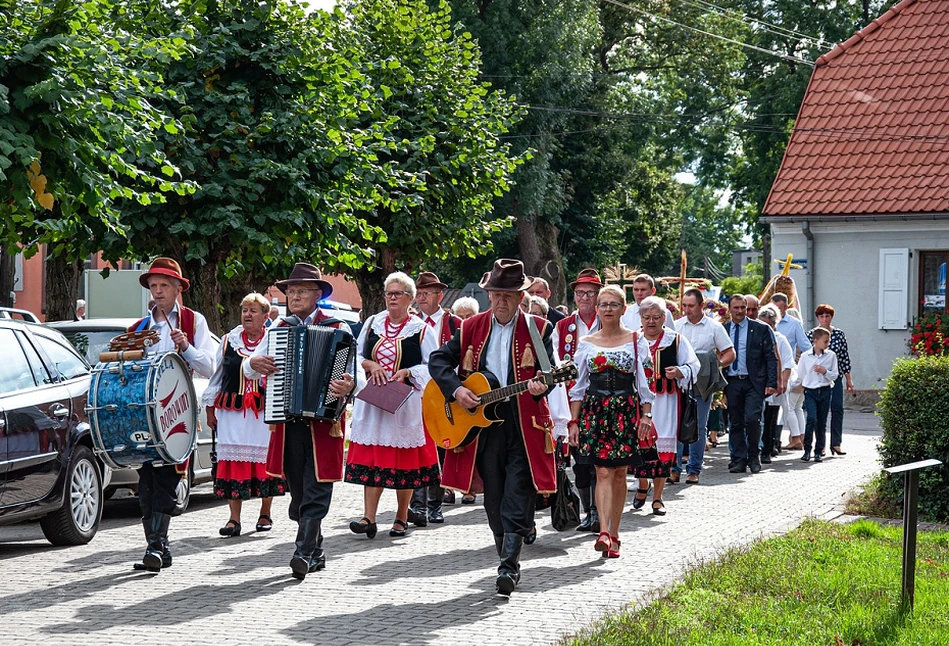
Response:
[479,376,543,405]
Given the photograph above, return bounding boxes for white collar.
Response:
[420,308,445,325]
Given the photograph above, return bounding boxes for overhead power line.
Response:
[601,0,815,67]
[676,0,835,50]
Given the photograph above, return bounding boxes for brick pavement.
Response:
[0,413,883,645]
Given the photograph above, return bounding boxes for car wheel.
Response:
[40,445,103,545]
[171,465,194,516]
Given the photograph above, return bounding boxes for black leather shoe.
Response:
[349,517,378,539]
[760,454,772,464]
[443,490,456,504]
[407,507,428,527]
[589,509,600,534]
[524,525,537,545]
[801,451,811,462]
[428,507,445,524]
[813,453,823,463]
[729,463,747,473]
[496,572,517,596]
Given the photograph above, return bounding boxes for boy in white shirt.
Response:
[789,327,838,463]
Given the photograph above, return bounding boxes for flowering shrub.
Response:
[908,310,949,356]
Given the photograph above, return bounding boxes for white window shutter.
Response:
[878,248,909,330]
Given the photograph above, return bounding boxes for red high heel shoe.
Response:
[594,532,611,553]
[607,536,621,558]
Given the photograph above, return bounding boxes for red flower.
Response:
[643,367,654,380]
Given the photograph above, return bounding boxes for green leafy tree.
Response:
[676,182,745,278]
[0,0,192,318]
[114,0,388,331]
[337,0,524,315]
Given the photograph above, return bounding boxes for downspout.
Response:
[802,220,815,329]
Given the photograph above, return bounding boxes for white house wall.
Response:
[770,220,949,390]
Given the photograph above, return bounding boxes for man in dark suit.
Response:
[723,294,778,474]
[528,277,566,324]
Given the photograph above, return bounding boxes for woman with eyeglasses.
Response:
[567,285,655,558]
[345,272,441,539]
[630,296,700,517]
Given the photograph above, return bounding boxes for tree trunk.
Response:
[353,248,399,320]
[44,254,85,321]
[182,259,223,335]
[516,217,566,306]
[0,250,15,308]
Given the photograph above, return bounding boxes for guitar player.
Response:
[428,259,557,597]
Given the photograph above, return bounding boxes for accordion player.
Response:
[262,323,356,424]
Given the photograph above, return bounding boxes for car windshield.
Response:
[60,330,117,364]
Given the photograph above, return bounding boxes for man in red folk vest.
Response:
[553,268,603,533]
[408,271,461,527]
[429,259,557,596]
[245,263,356,580]
[130,258,217,573]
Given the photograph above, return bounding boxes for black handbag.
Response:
[679,380,699,444]
[551,459,581,531]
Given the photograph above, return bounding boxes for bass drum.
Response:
[87,352,197,470]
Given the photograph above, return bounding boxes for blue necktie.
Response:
[731,323,740,374]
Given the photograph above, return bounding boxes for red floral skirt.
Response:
[345,440,440,490]
[214,460,287,500]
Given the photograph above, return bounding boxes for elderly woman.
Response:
[529,296,550,318]
[631,296,700,516]
[807,304,854,455]
[451,296,480,320]
[346,272,441,538]
[204,292,287,537]
[568,286,654,558]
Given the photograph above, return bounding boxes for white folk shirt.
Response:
[145,303,217,378]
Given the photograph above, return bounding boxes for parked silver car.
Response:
[46,318,217,514]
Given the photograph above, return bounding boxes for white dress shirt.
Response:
[790,348,839,390]
[484,315,516,387]
[674,315,733,354]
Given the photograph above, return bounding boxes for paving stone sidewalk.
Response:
[0,413,884,645]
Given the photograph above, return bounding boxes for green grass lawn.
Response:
[569,519,949,646]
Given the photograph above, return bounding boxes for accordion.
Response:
[264,325,356,424]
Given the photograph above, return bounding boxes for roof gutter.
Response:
[760,212,949,224]
[801,220,815,330]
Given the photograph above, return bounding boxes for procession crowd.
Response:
[123,256,852,595]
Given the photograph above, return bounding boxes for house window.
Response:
[919,250,948,316]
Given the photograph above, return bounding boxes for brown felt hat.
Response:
[275,263,334,299]
[478,259,533,292]
[139,257,190,291]
[570,268,603,290]
[416,271,448,291]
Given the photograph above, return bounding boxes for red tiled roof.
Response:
[762,0,949,218]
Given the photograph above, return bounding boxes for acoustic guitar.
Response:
[422,362,578,450]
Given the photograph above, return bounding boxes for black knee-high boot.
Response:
[576,487,593,531]
[496,533,524,596]
[137,513,170,572]
[427,484,445,523]
[290,517,324,580]
[408,487,428,527]
[589,478,600,533]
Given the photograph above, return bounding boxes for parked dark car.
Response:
[47,318,216,514]
[0,320,102,545]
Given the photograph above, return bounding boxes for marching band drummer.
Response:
[129,258,217,573]
[245,263,356,580]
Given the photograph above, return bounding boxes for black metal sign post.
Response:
[883,458,942,611]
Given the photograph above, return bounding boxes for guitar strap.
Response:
[526,314,551,373]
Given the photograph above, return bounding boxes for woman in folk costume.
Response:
[428,259,557,596]
[204,292,287,538]
[631,296,700,517]
[346,272,441,539]
[568,285,654,559]
[245,263,356,580]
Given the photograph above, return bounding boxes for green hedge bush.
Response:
[877,355,949,522]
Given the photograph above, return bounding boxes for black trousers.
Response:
[138,463,180,517]
[762,404,781,454]
[284,421,334,522]
[725,377,764,466]
[475,403,535,538]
